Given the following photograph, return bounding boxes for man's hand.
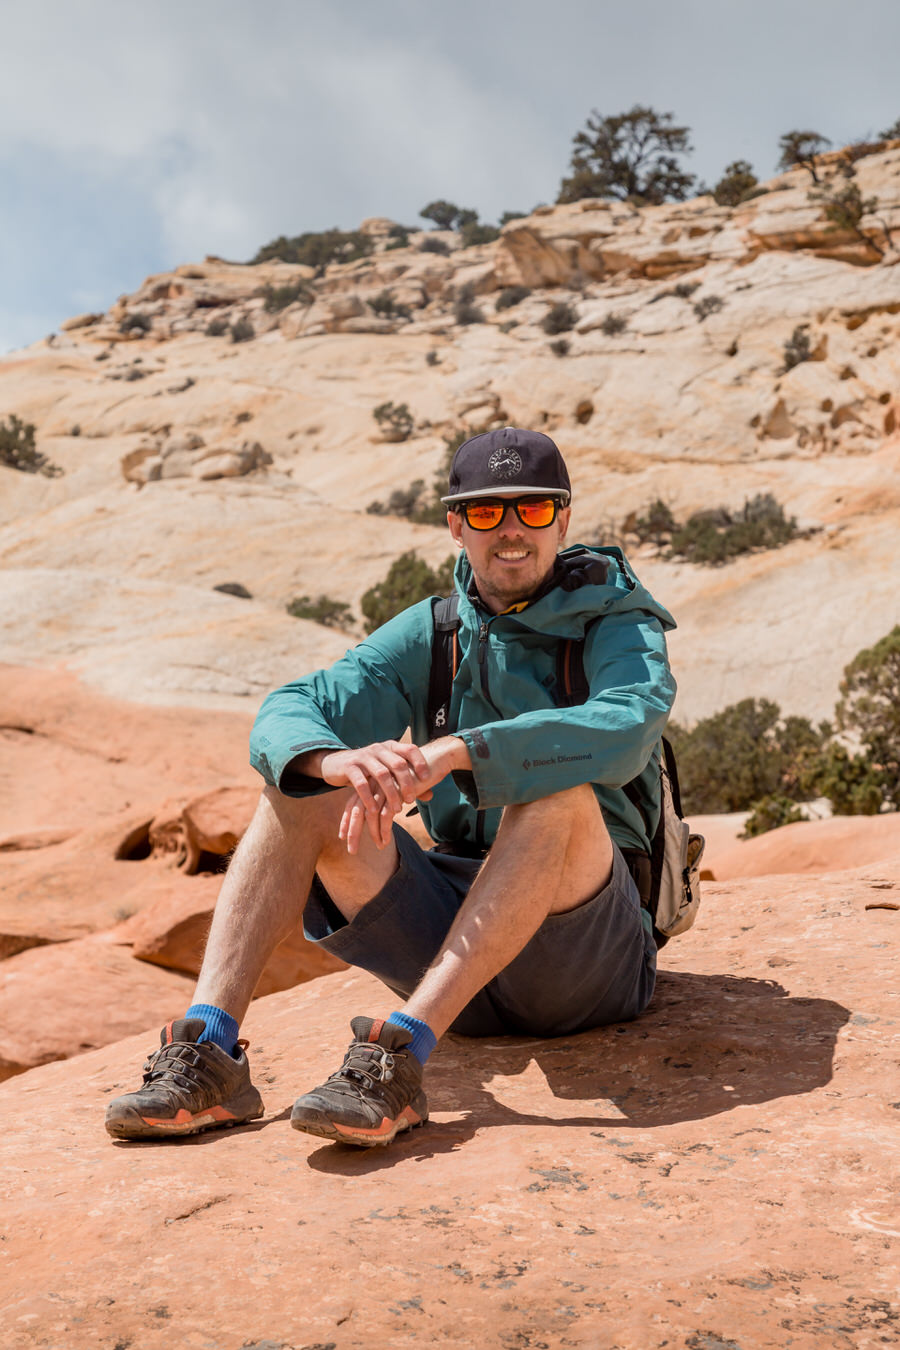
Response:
[305,738,471,854]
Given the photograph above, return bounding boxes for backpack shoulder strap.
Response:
[660,735,683,815]
[555,633,590,708]
[427,592,461,740]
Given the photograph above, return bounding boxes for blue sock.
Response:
[387,1011,437,1065]
[185,1003,240,1057]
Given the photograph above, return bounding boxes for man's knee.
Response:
[241,783,349,855]
[499,782,605,838]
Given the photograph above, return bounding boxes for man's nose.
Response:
[497,503,526,534]
[497,523,527,542]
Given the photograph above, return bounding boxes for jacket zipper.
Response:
[477,619,503,718]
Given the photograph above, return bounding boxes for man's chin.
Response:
[483,565,542,605]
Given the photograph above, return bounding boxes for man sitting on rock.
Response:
[106,427,676,1148]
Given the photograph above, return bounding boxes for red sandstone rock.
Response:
[0,827,76,853]
[146,785,260,873]
[0,937,194,1081]
[1,857,898,1347]
[0,664,255,838]
[117,884,346,993]
[0,814,191,956]
[711,810,900,880]
[182,785,259,867]
[0,666,256,957]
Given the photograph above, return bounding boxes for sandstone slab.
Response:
[0,836,200,955]
[117,885,346,993]
[0,936,194,1080]
[711,810,900,880]
[0,859,897,1347]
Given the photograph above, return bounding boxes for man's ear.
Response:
[557,505,572,545]
[448,509,464,548]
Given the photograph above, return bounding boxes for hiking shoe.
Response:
[291,1016,428,1148]
[105,1018,264,1140]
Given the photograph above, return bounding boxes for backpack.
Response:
[427,592,705,947]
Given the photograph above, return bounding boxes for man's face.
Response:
[447,494,571,614]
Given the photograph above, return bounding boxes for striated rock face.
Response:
[3,145,900,724]
[1,856,897,1347]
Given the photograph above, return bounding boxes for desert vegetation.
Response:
[454,285,484,326]
[419,202,500,248]
[630,493,799,565]
[671,626,900,829]
[252,228,373,270]
[782,326,814,370]
[230,317,255,343]
[0,414,62,477]
[372,402,414,442]
[542,302,578,335]
[367,426,474,526]
[370,291,411,320]
[286,594,353,630]
[557,105,696,205]
[495,286,531,311]
[712,159,759,206]
[119,312,152,335]
[361,552,456,633]
[262,280,312,312]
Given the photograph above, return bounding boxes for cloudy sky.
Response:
[2,0,898,352]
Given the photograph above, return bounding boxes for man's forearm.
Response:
[291,748,331,779]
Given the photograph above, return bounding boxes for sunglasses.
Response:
[459,496,563,531]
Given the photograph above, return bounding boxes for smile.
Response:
[494,550,531,561]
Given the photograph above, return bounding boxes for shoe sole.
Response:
[105,1097,264,1141]
[290,1104,428,1149]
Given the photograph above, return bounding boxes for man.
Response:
[106,427,676,1148]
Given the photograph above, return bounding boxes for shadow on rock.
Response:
[306,971,850,1172]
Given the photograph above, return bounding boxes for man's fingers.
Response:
[342,798,386,855]
[372,749,431,805]
[386,741,432,779]
[368,766,404,816]
[345,765,378,812]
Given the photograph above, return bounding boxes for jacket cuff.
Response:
[258,740,347,797]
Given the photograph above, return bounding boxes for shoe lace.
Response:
[141,1041,222,1095]
[331,1042,396,1089]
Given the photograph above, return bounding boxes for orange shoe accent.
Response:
[333,1105,422,1141]
[142,1105,237,1128]
[367,1018,385,1043]
[163,1022,175,1046]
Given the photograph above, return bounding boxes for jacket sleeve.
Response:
[453,608,676,809]
[250,601,434,796]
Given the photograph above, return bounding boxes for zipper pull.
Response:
[478,620,488,661]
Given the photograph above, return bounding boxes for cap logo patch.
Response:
[487,447,522,480]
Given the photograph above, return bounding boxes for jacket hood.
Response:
[454,543,676,640]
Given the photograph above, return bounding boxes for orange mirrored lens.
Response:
[516,498,556,527]
[465,503,506,529]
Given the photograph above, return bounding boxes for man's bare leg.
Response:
[403,782,613,1038]
[192,784,400,1023]
[289,782,614,1147]
[105,783,401,1139]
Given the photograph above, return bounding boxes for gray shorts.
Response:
[303,826,657,1038]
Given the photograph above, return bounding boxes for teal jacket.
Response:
[250,545,677,855]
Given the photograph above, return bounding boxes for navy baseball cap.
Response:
[441,427,571,505]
